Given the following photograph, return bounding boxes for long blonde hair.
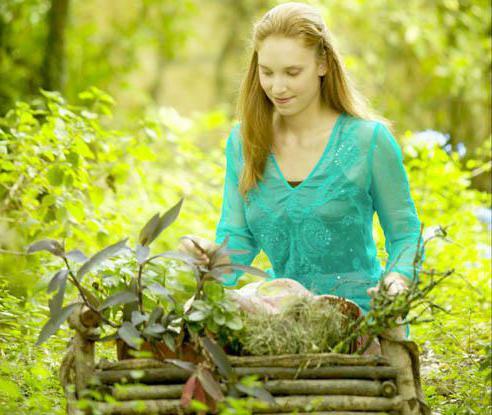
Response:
[236,2,391,197]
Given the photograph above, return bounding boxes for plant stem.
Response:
[63,257,118,329]
[137,265,144,313]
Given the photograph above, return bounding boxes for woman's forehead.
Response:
[258,36,314,68]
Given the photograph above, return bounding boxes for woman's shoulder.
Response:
[343,115,384,149]
[225,122,245,162]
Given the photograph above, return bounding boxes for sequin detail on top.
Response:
[215,113,425,316]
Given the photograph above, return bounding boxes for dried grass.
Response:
[230,296,353,356]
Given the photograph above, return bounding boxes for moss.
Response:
[226,296,353,356]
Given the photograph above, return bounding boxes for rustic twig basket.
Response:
[62,306,430,415]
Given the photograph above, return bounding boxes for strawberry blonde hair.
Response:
[236,2,391,197]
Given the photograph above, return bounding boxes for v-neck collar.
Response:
[269,112,345,192]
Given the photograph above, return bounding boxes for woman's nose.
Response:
[271,78,287,94]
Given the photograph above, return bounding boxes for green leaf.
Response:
[207,319,220,333]
[196,367,224,401]
[164,358,196,373]
[77,238,128,280]
[36,303,80,346]
[123,280,139,321]
[48,273,68,314]
[143,323,166,337]
[188,310,207,322]
[98,290,138,311]
[47,166,64,186]
[66,249,87,263]
[147,283,175,304]
[136,244,150,264]
[163,333,176,352]
[138,213,160,247]
[146,250,198,265]
[131,311,148,326]
[213,310,226,325]
[148,306,164,325]
[47,269,69,294]
[139,198,184,247]
[235,383,276,405]
[27,239,64,257]
[225,315,243,330]
[203,281,223,302]
[118,322,143,349]
[200,336,234,379]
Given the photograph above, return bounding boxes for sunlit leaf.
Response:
[131,311,148,326]
[66,249,88,263]
[49,273,68,314]
[77,238,128,280]
[36,303,80,346]
[135,244,150,264]
[143,323,166,337]
[98,290,138,311]
[196,366,224,401]
[139,198,184,247]
[165,358,196,373]
[27,239,64,257]
[138,213,160,247]
[146,250,198,265]
[235,383,276,404]
[148,306,164,325]
[200,336,233,379]
[118,322,143,349]
[47,269,69,294]
[149,198,184,244]
[163,333,176,352]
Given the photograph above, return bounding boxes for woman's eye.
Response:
[287,72,300,77]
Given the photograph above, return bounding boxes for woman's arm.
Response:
[368,122,425,284]
[215,124,260,286]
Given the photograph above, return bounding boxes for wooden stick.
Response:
[251,395,402,413]
[97,353,390,372]
[227,353,391,367]
[259,413,394,415]
[379,337,420,415]
[96,367,189,384]
[109,379,398,401]
[234,366,398,380]
[96,365,398,385]
[90,396,402,414]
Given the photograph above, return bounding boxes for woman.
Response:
[180,2,425,339]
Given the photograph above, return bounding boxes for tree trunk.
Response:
[41,0,69,92]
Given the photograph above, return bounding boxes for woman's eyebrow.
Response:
[258,64,302,70]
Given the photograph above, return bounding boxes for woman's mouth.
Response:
[274,97,294,105]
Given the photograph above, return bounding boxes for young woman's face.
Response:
[257,35,326,115]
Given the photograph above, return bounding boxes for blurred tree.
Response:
[41,0,69,92]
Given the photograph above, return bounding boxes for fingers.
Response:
[178,235,210,265]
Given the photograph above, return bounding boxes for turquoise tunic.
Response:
[215,112,425,331]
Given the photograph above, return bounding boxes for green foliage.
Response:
[0,82,489,413]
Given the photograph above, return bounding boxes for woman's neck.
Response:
[273,103,341,147]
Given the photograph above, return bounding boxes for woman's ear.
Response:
[318,61,327,77]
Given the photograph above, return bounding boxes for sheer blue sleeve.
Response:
[369,122,425,282]
[215,124,260,286]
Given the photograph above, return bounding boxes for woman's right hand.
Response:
[177,235,232,272]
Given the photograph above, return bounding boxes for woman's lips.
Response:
[274,97,294,105]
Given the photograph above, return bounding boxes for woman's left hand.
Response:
[366,272,411,340]
[366,272,410,298]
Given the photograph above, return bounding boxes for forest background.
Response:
[0,0,490,414]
